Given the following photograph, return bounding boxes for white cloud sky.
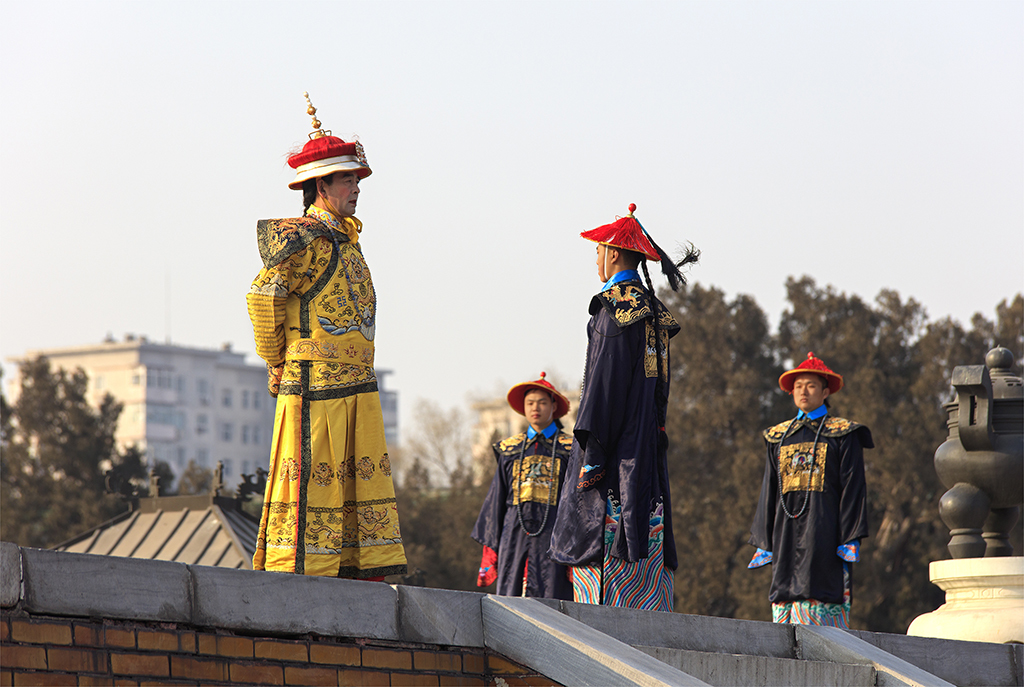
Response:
[1,1,1021,432]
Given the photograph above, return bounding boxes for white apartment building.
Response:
[7,336,400,483]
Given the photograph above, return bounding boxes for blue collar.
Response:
[797,405,828,420]
[527,422,558,440]
[601,269,640,292]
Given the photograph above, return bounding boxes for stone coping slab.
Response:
[560,600,796,659]
[483,596,710,686]
[0,542,20,608]
[797,625,954,687]
[396,584,485,647]
[21,546,192,623]
[192,565,398,639]
[851,629,1024,687]
[637,645,876,687]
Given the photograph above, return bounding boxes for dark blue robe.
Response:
[749,416,871,604]
[471,430,574,599]
[548,278,680,570]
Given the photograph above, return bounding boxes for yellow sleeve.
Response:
[245,240,327,366]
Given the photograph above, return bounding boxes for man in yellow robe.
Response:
[246,94,407,579]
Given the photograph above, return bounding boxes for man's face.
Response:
[792,373,830,413]
[524,389,556,432]
[318,171,360,217]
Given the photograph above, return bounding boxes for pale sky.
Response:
[2,1,1021,436]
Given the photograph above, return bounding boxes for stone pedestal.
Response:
[907,556,1023,644]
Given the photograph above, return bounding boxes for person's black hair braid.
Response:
[640,259,668,434]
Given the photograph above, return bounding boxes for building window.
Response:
[253,426,261,445]
[242,390,250,409]
[253,393,261,410]
[223,459,233,478]
[222,389,232,408]
[197,448,209,466]
[95,376,105,390]
[196,414,208,435]
[241,425,250,444]
[242,460,251,476]
[131,374,141,385]
[221,423,233,442]
[146,405,178,425]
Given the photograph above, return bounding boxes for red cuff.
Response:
[477,546,498,587]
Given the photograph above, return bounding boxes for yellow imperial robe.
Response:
[246,205,407,578]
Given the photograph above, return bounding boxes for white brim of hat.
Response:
[288,155,372,189]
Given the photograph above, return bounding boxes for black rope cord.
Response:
[774,414,828,519]
[640,261,667,429]
[514,432,559,537]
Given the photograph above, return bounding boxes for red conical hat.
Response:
[580,203,660,261]
[779,352,844,394]
[506,372,570,419]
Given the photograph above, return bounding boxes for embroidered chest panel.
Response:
[512,453,562,506]
[497,433,570,506]
[314,244,376,341]
[779,441,828,494]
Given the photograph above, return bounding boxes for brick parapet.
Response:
[0,613,562,686]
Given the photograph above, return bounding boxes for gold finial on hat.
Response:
[303,91,328,139]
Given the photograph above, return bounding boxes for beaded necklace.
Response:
[514,432,560,537]
[774,414,827,520]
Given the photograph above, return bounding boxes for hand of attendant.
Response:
[477,546,498,587]
[267,364,283,398]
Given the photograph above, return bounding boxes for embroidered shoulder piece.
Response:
[495,433,527,455]
[656,300,681,338]
[763,416,866,443]
[592,282,653,328]
[763,420,793,443]
[256,217,349,269]
[819,416,865,438]
[557,433,574,452]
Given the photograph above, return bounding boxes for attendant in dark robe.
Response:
[549,204,698,611]
[748,352,871,627]
[472,372,574,599]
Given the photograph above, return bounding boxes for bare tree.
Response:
[401,399,473,488]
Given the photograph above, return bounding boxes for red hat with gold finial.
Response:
[580,203,661,261]
[779,352,844,394]
[287,92,371,189]
[506,372,571,419]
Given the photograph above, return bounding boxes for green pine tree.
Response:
[1,357,140,547]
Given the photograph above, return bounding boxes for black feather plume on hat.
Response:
[638,225,700,292]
